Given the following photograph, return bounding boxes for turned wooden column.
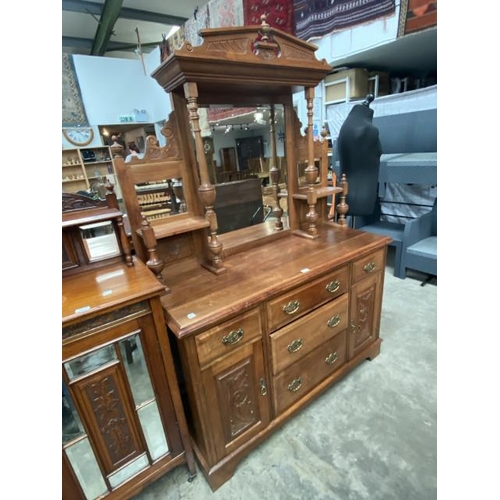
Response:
[303,86,319,239]
[336,173,349,226]
[183,81,225,274]
[140,216,170,293]
[105,179,133,266]
[269,105,284,230]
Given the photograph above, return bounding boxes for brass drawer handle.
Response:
[327,314,341,328]
[221,328,244,345]
[325,352,338,365]
[325,280,340,293]
[260,378,267,396]
[363,262,376,273]
[287,338,303,353]
[283,300,300,315]
[287,377,303,393]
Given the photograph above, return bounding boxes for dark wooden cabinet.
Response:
[236,136,264,171]
[220,147,238,172]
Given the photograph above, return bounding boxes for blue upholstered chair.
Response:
[400,198,437,279]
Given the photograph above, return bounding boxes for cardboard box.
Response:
[368,71,390,97]
[324,68,369,103]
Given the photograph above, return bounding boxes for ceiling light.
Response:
[166,26,180,38]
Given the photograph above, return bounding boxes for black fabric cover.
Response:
[337,104,382,216]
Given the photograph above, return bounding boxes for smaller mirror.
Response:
[80,221,121,262]
[135,178,187,223]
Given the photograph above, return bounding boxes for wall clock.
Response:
[203,137,214,154]
[63,127,94,146]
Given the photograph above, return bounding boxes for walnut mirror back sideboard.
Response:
[113,18,392,491]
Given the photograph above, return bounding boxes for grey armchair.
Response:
[400,198,437,280]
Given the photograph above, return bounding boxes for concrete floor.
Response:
[133,247,437,500]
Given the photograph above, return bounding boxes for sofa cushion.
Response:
[407,236,437,259]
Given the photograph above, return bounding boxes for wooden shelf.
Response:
[83,160,112,165]
[62,178,86,183]
[139,215,210,239]
[292,186,342,200]
[62,146,116,194]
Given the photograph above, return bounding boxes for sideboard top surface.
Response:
[161,225,390,337]
[62,257,164,325]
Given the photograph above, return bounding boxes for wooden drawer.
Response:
[272,330,347,415]
[270,294,348,375]
[266,266,348,333]
[195,308,262,369]
[352,248,385,284]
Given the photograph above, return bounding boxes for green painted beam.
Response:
[91,0,124,56]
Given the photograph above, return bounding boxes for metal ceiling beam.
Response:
[105,40,163,52]
[63,36,163,52]
[63,36,93,50]
[62,0,188,26]
[62,0,102,16]
[120,6,187,25]
[90,0,123,56]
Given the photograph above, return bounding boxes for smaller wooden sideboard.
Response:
[160,225,390,490]
[62,193,196,500]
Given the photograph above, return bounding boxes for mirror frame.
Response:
[62,192,133,277]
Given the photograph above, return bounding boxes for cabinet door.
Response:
[62,313,184,500]
[348,272,383,359]
[200,340,270,464]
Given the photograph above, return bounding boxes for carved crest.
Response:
[62,192,105,212]
[138,112,181,161]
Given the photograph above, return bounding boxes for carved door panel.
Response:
[62,313,184,500]
[201,340,270,463]
[348,272,383,359]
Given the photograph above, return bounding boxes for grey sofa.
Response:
[374,109,437,200]
[337,106,437,278]
[401,198,437,279]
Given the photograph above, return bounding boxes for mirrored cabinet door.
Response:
[62,311,189,500]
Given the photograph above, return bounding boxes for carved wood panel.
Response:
[348,273,382,359]
[197,340,270,463]
[71,362,147,475]
[216,355,260,445]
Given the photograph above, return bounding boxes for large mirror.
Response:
[200,104,287,234]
